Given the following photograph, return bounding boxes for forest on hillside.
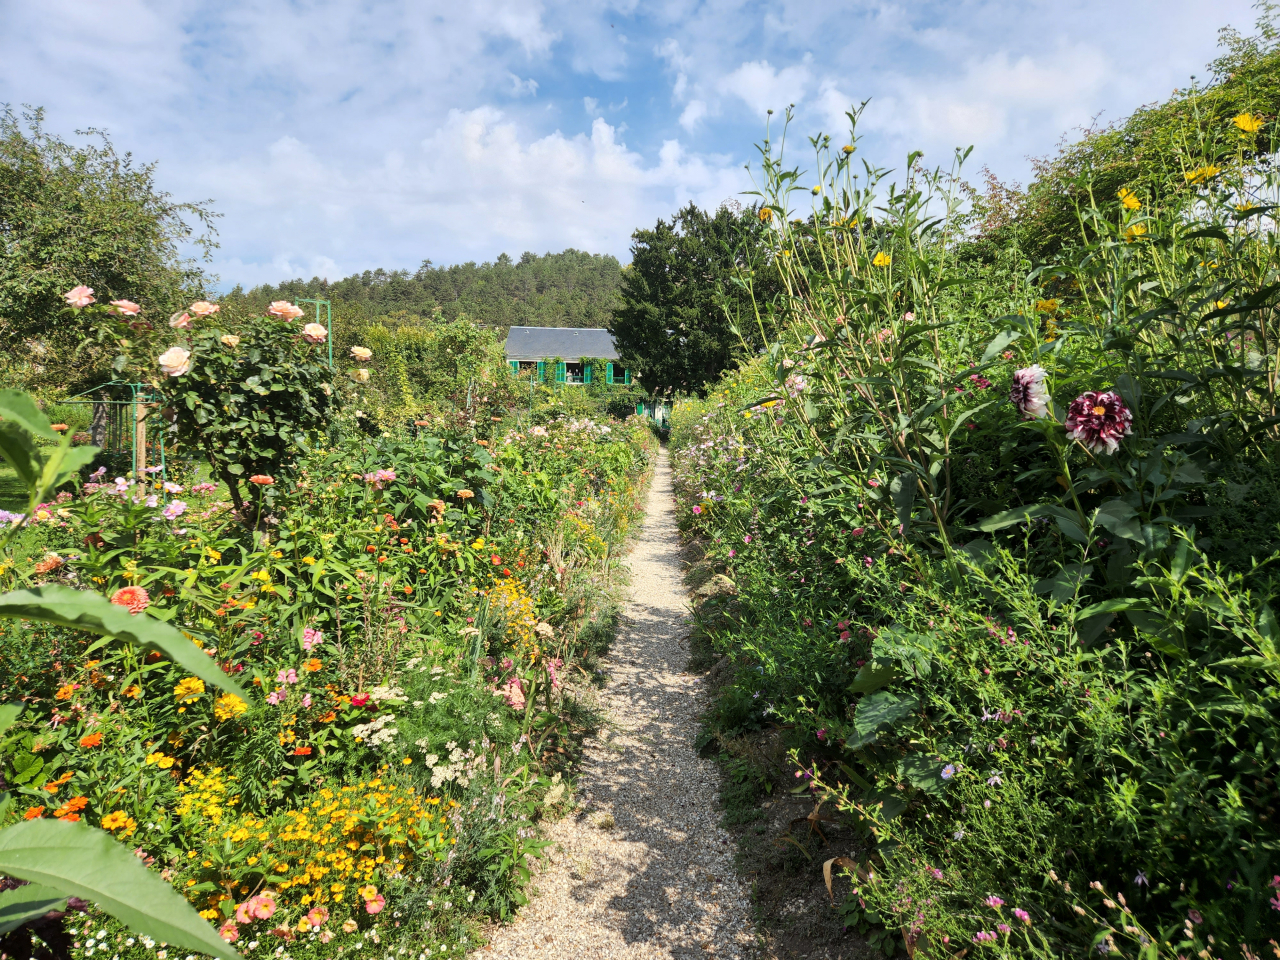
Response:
[220,249,624,330]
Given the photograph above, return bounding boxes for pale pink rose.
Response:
[109,300,141,316]
[350,346,372,361]
[168,311,192,329]
[267,301,305,321]
[189,300,220,317]
[64,286,95,308]
[158,347,191,377]
[302,322,328,344]
[220,335,241,348]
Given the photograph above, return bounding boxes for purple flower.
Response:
[997,924,1010,934]
[90,466,107,479]
[987,772,1003,786]
[1134,871,1148,887]
[1065,390,1133,454]
[1013,908,1030,924]
[972,931,996,943]
[941,764,955,780]
[816,728,826,740]
[1010,365,1050,419]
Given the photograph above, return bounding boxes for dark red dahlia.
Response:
[1065,390,1133,454]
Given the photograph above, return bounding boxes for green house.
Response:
[504,327,631,385]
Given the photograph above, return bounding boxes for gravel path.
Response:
[474,446,755,959]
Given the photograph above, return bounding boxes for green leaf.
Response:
[0,391,59,441]
[897,754,947,798]
[0,703,23,738]
[849,660,898,694]
[1094,500,1143,542]
[0,821,237,959]
[889,473,916,528]
[1076,597,1151,619]
[0,587,247,700]
[980,329,1021,364]
[0,423,41,491]
[853,692,918,738]
[0,883,69,934]
[971,503,1052,532]
[40,442,100,494]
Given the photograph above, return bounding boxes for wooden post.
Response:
[134,402,148,477]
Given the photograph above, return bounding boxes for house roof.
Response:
[503,326,620,361]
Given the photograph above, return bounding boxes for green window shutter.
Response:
[556,362,565,383]
[537,360,545,381]
[624,368,631,385]
[606,362,614,384]
[584,364,592,384]
[509,361,519,374]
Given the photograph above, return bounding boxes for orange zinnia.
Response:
[110,586,150,615]
[79,732,103,748]
[23,806,44,820]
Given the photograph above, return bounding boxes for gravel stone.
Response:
[473,447,755,959]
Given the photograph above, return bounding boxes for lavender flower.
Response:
[1065,390,1133,454]
[1010,365,1050,419]
[941,764,955,780]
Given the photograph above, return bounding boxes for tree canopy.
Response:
[0,107,217,393]
[222,248,624,332]
[609,202,779,398]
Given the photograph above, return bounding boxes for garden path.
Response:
[474,446,755,959]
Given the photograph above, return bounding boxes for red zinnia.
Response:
[292,746,312,756]
[1065,390,1133,455]
[110,586,150,615]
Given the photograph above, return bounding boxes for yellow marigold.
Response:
[1233,113,1263,134]
[302,556,317,565]
[145,752,175,769]
[174,677,205,703]
[872,252,892,268]
[1035,298,1058,315]
[1117,187,1141,210]
[122,684,141,699]
[213,693,248,722]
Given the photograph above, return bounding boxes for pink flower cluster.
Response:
[362,468,397,489]
[302,627,324,651]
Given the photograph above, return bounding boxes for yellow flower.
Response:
[1233,113,1263,134]
[173,677,205,703]
[1123,223,1147,242]
[1117,187,1140,210]
[1184,165,1221,185]
[302,556,316,565]
[271,550,283,559]
[402,757,412,765]
[1035,299,1058,315]
[1215,299,1230,310]
[872,252,891,267]
[145,752,175,769]
[213,693,248,722]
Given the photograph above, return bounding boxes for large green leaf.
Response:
[0,820,237,959]
[853,691,919,738]
[0,391,60,441]
[971,503,1053,533]
[1094,500,1143,542]
[849,660,898,694]
[0,423,41,490]
[0,883,68,934]
[0,587,247,700]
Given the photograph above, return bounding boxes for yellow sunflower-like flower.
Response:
[213,693,248,722]
[173,677,205,703]
[1233,113,1263,134]
[872,252,892,268]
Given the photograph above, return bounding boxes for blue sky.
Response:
[0,0,1262,289]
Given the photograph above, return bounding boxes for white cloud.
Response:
[509,74,540,96]
[718,57,812,118]
[583,96,600,115]
[679,99,708,131]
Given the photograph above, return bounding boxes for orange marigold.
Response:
[54,683,78,700]
[110,586,150,615]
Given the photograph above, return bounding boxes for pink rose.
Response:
[189,301,220,317]
[267,301,305,321]
[168,311,192,329]
[109,300,141,316]
[64,286,95,308]
[158,347,191,377]
[302,322,328,344]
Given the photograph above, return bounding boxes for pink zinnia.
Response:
[110,586,150,614]
[1065,391,1133,454]
[64,285,95,308]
